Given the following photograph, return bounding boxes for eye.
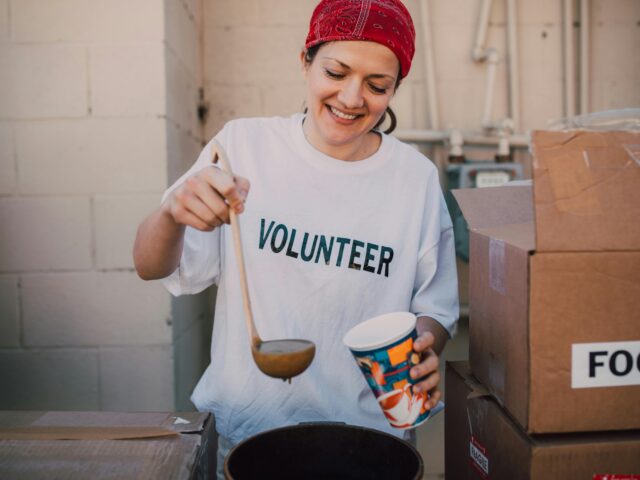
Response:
[368,83,388,95]
[324,68,345,79]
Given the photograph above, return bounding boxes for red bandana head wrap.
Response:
[305,0,416,79]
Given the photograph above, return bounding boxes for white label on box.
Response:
[572,341,640,389]
[470,436,489,478]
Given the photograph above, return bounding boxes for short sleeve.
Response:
[160,127,231,296]
[410,176,459,337]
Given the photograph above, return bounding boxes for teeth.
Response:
[330,106,357,120]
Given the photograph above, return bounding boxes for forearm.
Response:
[133,206,186,280]
[416,316,449,355]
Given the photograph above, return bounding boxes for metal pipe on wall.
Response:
[472,0,494,60]
[481,49,500,127]
[563,0,576,117]
[419,0,440,130]
[506,0,521,132]
[394,129,529,149]
[580,0,590,114]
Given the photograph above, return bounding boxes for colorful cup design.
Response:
[343,312,432,429]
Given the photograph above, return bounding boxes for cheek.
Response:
[307,77,332,102]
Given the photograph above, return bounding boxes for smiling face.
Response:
[301,41,400,161]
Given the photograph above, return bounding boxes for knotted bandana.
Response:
[305,0,416,78]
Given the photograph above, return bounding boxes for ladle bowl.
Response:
[211,139,316,381]
[252,339,316,380]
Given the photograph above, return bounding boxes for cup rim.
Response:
[343,311,416,352]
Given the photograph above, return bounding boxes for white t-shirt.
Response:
[162,113,459,443]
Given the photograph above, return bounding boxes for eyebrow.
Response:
[322,56,396,81]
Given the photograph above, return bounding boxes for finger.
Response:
[412,371,441,395]
[188,176,232,224]
[173,188,224,228]
[410,350,439,380]
[424,388,442,411]
[413,331,435,353]
[171,202,215,231]
[205,168,249,213]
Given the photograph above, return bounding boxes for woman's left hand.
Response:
[409,331,441,411]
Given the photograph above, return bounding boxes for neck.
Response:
[302,119,381,162]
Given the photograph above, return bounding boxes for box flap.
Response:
[452,185,534,231]
[0,411,209,440]
[481,222,536,252]
[531,130,640,251]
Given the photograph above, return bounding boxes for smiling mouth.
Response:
[328,105,360,120]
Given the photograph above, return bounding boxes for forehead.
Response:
[316,41,399,76]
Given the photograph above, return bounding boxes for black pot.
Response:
[224,422,423,480]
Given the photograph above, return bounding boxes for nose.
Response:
[337,79,364,109]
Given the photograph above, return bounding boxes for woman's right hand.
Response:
[162,166,250,231]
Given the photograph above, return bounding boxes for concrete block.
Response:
[432,25,491,81]
[519,0,561,24]
[0,121,15,193]
[11,0,163,43]
[166,121,205,184]
[173,308,213,411]
[520,25,563,78]
[171,286,214,340]
[90,44,165,117]
[21,271,172,347]
[7,44,87,119]
[427,0,470,26]
[0,275,20,347]
[390,80,415,130]
[15,118,167,195]
[182,0,203,28]
[256,0,316,26]
[592,78,640,112]
[437,78,486,132]
[593,0,640,23]
[204,26,307,86]
[0,197,92,271]
[0,45,10,118]
[94,194,160,270]
[0,348,99,410]
[261,83,306,119]
[165,0,201,82]
[592,24,639,81]
[166,47,201,136]
[205,0,261,27]
[99,345,174,411]
[521,75,563,129]
[0,0,8,43]
[412,80,433,130]
[204,83,262,139]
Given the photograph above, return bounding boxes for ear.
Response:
[300,50,309,78]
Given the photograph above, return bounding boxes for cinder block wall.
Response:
[0,0,210,412]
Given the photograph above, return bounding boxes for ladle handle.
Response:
[210,139,261,347]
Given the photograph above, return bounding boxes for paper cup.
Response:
[343,312,432,430]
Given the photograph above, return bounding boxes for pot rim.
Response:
[223,421,424,480]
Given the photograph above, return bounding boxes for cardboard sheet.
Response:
[0,411,215,480]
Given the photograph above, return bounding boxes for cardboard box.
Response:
[453,130,640,433]
[0,411,216,479]
[445,361,640,480]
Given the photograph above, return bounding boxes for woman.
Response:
[134,0,458,475]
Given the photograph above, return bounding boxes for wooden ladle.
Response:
[211,139,316,381]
